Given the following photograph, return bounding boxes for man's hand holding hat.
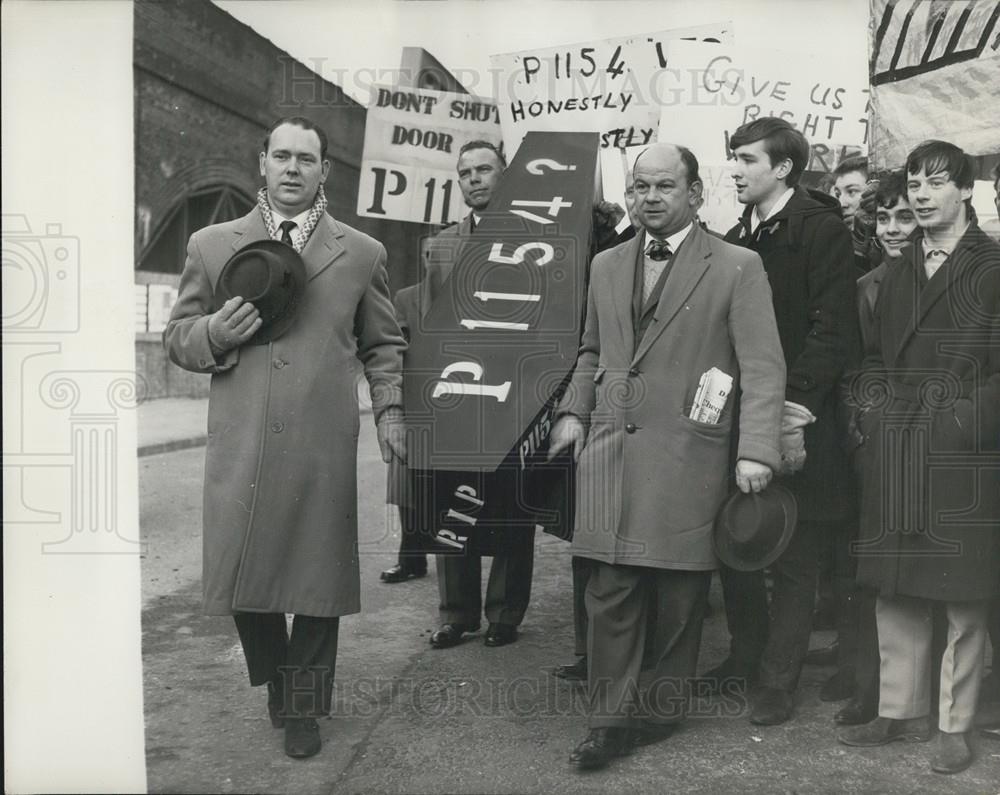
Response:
[208,296,262,355]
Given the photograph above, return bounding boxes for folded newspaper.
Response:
[689,367,733,424]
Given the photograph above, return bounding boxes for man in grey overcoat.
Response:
[164,116,406,759]
[548,143,786,770]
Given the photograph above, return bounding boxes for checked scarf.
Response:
[256,185,328,254]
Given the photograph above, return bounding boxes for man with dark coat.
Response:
[703,117,857,726]
[839,140,1000,775]
[549,143,786,770]
[164,116,406,759]
[423,140,536,650]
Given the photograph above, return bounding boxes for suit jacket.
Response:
[420,215,473,317]
[855,223,1000,601]
[558,224,786,570]
[163,208,405,617]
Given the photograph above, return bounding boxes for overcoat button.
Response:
[270,421,284,433]
[628,368,640,377]
[625,423,637,434]
[273,359,286,369]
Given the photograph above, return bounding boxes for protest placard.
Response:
[868,0,1000,170]
[662,40,868,169]
[489,22,732,159]
[356,84,503,224]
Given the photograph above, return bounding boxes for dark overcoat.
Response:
[559,225,786,570]
[725,188,858,521]
[854,223,1000,601]
[164,208,405,617]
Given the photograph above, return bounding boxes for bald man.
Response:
[549,144,785,770]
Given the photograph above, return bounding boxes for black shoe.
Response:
[750,687,794,726]
[699,657,758,695]
[835,696,877,726]
[568,728,632,770]
[819,669,857,702]
[429,622,479,649]
[484,623,517,647]
[631,722,676,748]
[267,681,285,729]
[380,563,427,584]
[284,717,321,759]
[804,640,839,667]
[552,657,588,682]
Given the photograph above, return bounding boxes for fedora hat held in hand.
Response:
[213,240,307,344]
[713,483,798,572]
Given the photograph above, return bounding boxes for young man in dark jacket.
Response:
[840,140,1000,775]
[702,117,857,726]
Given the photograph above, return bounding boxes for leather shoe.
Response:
[804,640,839,667]
[429,622,479,649]
[819,668,857,702]
[284,717,321,759]
[267,681,285,729]
[380,563,427,584]
[750,687,794,726]
[552,656,588,682]
[700,657,758,695]
[631,722,676,748]
[930,731,973,774]
[568,727,632,770]
[839,715,932,747]
[484,623,517,647]
[834,696,877,726]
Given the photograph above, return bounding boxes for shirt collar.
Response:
[752,187,794,232]
[645,222,693,256]
[921,222,969,259]
[270,207,311,230]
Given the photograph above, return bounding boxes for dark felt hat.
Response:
[713,483,798,572]
[213,240,306,344]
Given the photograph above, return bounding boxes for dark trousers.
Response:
[719,518,821,691]
[396,505,428,571]
[436,528,534,626]
[233,612,340,718]
[586,561,711,728]
[572,555,658,661]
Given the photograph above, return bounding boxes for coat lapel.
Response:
[611,233,640,357]
[301,214,346,281]
[892,229,981,364]
[631,225,711,366]
[231,208,269,250]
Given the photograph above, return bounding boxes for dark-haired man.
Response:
[550,142,785,769]
[423,140,538,651]
[704,117,856,726]
[841,140,1000,775]
[165,116,406,759]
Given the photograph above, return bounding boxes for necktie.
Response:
[279,220,297,247]
[643,240,672,303]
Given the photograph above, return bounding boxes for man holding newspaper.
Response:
[548,143,786,770]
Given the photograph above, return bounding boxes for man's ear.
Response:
[259,151,267,178]
[322,159,331,182]
[690,179,704,206]
[775,157,792,181]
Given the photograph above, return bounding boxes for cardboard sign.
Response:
[663,40,869,167]
[869,0,1000,169]
[489,23,733,159]
[356,84,503,224]
[404,131,599,553]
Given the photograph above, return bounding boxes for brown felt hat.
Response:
[213,240,306,344]
[713,483,798,572]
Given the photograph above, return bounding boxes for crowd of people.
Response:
[165,113,1000,776]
